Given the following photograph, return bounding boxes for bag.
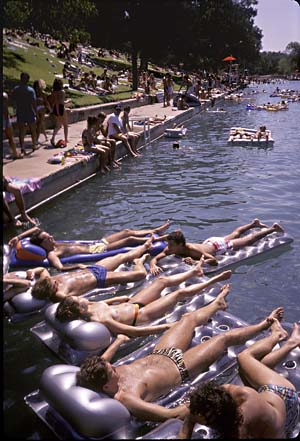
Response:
[56,139,67,148]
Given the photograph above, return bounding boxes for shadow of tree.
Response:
[3,49,25,69]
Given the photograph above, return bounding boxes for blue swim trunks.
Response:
[86,265,107,288]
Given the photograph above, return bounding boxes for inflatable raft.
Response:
[228,127,274,146]
[30,266,224,365]
[164,127,187,138]
[7,236,166,269]
[4,232,292,322]
[25,315,300,439]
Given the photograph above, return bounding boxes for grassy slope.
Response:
[3,35,181,109]
[3,38,134,107]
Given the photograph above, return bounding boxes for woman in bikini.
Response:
[55,259,232,337]
[49,78,71,147]
[33,79,51,144]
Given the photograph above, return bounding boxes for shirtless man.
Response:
[30,239,153,302]
[55,259,232,335]
[8,220,170,271]
[150,219,284,275]
[179,320,300,439]
[77,296,284,423]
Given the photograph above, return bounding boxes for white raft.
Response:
[228,127,274,146]
[164,127,187,138]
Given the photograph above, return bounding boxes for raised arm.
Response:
[101,334,130,362]
[8,226,40,248]
[104,318,171,338]
[119,392,188,422]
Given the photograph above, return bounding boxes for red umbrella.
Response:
[223,55,236,61]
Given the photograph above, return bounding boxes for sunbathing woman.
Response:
[55,263,232,337]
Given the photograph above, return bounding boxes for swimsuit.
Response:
[203,236,233,255]
[88,240,108,254]
[152,347,190,383]
[258,384,299,437]
[86,265,107,288]
[129,302,145,326]
[53,103,65,116]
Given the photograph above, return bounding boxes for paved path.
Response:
[3,101,189,180]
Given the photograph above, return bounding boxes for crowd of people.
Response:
[4,216,299,438]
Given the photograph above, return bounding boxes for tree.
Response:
[3,0,31,28]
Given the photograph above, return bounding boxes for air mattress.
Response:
[25,318,300,440]
[25,309,257,440]
[8,237,166,269]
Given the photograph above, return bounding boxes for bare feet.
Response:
[193,257,204,277]
[252,218,268,229]
[215,284,230,310]
[272,223,284,234]
[144,234,154,250]
[216,270,232,282]
[19,214,37,226]
[288,323,300,348]
[266,307,284,327]
[270,318,289,341]
[153,219,171,235]
[133,253,149,266]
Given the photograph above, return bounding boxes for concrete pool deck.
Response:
[3,95,224,216]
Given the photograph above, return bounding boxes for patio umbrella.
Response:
[223,55,236,61]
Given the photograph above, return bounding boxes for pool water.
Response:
[3,81,300,439]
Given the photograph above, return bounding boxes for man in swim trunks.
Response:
[8,220,170,271]
[179,320,300,439]
[55,259,232,336]
[76,300,284,422]
[30,239,154,302]
[150,219,285,275]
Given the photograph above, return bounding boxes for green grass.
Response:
[3,37,134,108]
[3,35,182,108]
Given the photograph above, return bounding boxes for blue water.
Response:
[3,81,300,439]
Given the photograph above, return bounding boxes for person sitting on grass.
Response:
[55,259,232,333]
[178,319,299,439]
[150,219,284,275]
[8,220,170,271]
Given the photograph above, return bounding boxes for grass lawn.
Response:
[3,38,133,108]
[3,35,182,110]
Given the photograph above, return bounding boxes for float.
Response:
[25,306,300,440]
[4,232,293,322]
[227,127,274,146]
[8,236,166,269]
[164,127,187,138]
